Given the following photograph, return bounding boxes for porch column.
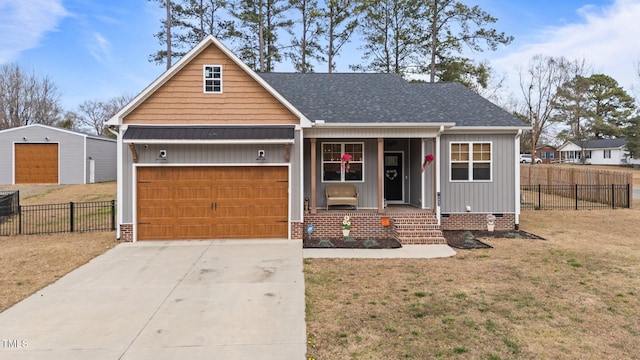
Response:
[432,138,437,211]
[310,137,317,214]
[377,138,384,214]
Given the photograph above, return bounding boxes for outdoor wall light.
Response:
[158,149,167,159]
[256,149,266,161]
[22,137,27,141]
[45,137,49,141]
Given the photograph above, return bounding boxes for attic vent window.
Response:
[203,65,222,93]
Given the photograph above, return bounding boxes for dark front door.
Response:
[384,152,403,202]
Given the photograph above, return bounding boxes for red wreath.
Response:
[420,153,434,173]
[341,153,353,173]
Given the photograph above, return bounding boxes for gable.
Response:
[123,43,299,125]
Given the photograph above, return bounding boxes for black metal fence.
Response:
[521,184,631,210]
[0,200,116,236]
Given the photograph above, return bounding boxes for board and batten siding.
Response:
[440,134,516,213]
[120,139,301,223]
[305,138,380,209]
[86,137,117,183]
[123,44,299,125]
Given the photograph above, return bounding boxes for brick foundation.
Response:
[302,211,393,240]
[120,224,133,242]
[291,222,304,240]
[440,213,515,231]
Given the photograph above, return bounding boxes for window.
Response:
[450,142,491,181]
[604,149,611,159]
[586,151,592,159]
[203,65,222,93]
[322,143,364,182]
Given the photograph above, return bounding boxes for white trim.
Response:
[435,126,443,225]
[383,151,405,203]
[312,122,456,128]
[131,163,292,242]
[203,64,223,94]
[449,141,493,182]
[107,35,311,127]
[123,139,294,145]
[320,142,365,183]
[83,136,87,184]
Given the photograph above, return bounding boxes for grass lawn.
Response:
[0,182,118,313]
[305,202,640,358]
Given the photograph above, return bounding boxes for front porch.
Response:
[296,206,447,245]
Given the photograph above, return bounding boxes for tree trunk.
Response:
[166,0,172,70]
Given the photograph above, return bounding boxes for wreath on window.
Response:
[420,153,434,173]
[341,153,353,173]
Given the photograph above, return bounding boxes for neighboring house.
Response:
[535,145,558,164]
[0,124,117,185]
[106,35,529,242]
[557,139,639,165]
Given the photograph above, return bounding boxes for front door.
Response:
[384,152,404,203]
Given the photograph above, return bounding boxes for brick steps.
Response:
[390,213,447,245]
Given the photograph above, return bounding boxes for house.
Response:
[535,145,558,164]
[557,139,639,165]
[106,35,529,242]
[0,124,117,184]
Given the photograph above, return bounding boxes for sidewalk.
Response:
[303,244,456,259]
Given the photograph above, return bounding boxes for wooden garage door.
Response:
[15,143,59,184]
[137,166,288,240]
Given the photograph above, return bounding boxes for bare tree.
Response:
[75,95,133,136]
[0,63,63,130]
[517,55,588,162]
[288,0,324,73]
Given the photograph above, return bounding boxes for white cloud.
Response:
[0,0,68,63]
[88,32,112,64]
[490,0,640,100]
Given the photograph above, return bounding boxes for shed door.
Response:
[136,166,289,240]
[14,143,59,184]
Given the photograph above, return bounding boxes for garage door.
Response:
[15,143,59,184]
[137,166,288,240]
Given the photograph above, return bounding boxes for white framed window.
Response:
[203,65,222,93]
[603,149,611,159]
[321,142,364,182]
[450,142,492,181]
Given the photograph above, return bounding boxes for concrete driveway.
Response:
[0,240,306,360]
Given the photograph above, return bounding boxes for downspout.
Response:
[107,126,122,239]
[435,126,444,225]
[515,129,522,230]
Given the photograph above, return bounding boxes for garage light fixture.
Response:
[22,137,27,141]
[45,137,49,141]
[256,149,266,161]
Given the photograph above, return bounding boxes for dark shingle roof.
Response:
[573,138,627,149]
[123,125,294,140]
[258,73,525,127]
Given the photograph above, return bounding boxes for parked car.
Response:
[520,154,542,163]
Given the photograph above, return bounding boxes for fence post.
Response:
[611,184,615,209]
[628,184,631,208]
[111,200,116,231]
[18,205,22,235]
[537,184,541,209]
[70,202,74,233]
[575,184,579,210]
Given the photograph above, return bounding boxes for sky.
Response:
[1,0,640,112]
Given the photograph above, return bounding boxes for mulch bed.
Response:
[303,237,402,249]
[443,230,545,249]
